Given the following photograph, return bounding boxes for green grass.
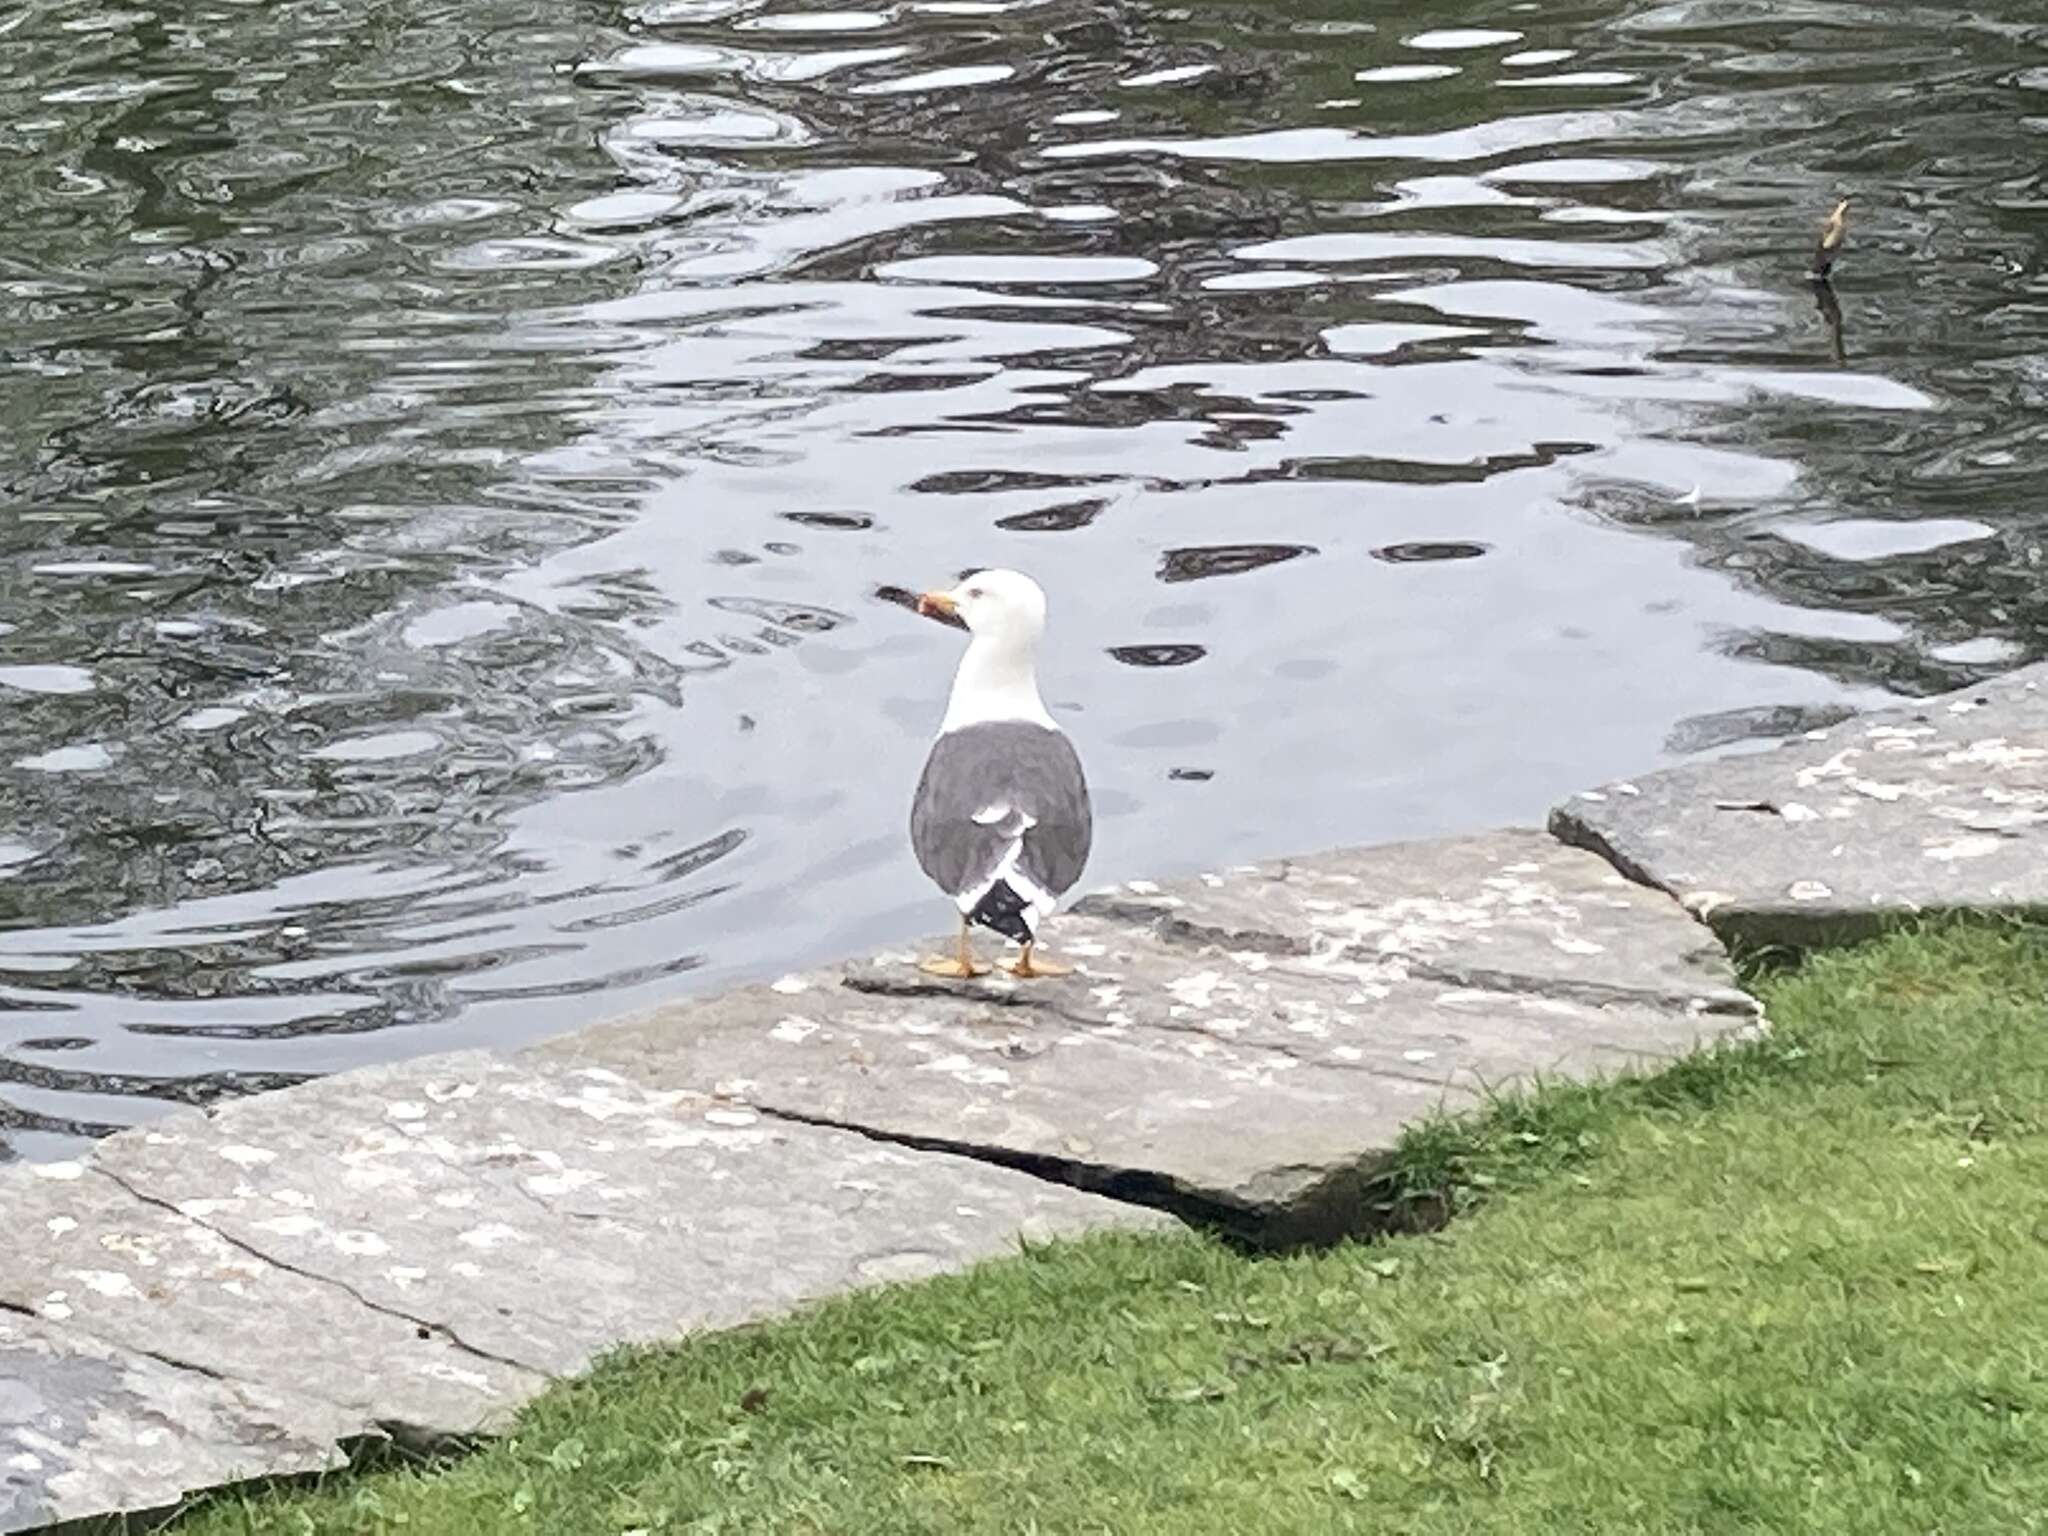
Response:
[179,924,2048,1535]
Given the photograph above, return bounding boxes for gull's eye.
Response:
[966,587,984,599]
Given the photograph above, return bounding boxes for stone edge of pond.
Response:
[1551,661,2048,950]
[5,660,2044,1534]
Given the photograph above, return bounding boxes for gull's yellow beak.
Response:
[916,590,958,619]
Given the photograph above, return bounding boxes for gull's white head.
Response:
[919,568,1056,731]
[918,568,1047,649]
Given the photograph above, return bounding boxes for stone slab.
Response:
[0,1306,342,1535]
[0,1158,542,1448]
[95,1051,1161,1383]
[1552,663,2048,946]
[536,830,1759,1245]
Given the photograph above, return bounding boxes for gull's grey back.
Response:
[910,721,1091,901]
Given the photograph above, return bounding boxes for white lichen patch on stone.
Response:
[33,1161,85,1181]
[457,1222,527,1250]
[703,1107,758,1128]
[1168,972,1225,1010]
[1934,802,2048,833]
[643,1126,732,1152]
[770,975,811,994]
[1780,801,1820,822]
[75,1269,142,1300]
[1924,834,2003,862]
[1433,989,1500,1011]
[1943,738,2046,770]
[45,1216,77,1236]
[912,1053,1012,1087]
[770,1015,819,1045]
[423,1080,479,1104]
[525,1168,604,1198]
[256,1214,322,1238]
[385,1102,429,1123]
[96,1232,160,1266]
[1793,748,1859,788]
[1982,784,2048,806]
[541,1079,691,1123]
[1787,880,1833,901]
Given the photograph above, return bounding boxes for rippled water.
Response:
[3,0,2045,1158]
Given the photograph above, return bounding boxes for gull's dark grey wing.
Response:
[910,722,1092,916]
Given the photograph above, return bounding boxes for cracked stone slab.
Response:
[0,1306,342,1535]
[1552,663,2048,947]
[1076,826,1751,1013]
[94,1051,1160,1383]
[536,830,1758,1244]
[0,1155,541,1454]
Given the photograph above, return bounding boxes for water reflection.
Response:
[3,0,2045,1157]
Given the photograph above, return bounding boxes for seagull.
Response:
[910,569,1092,979]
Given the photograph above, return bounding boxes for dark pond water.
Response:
[3,0,2045,1158]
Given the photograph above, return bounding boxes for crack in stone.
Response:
[842,957,1703,1091]
[93,1164,550,1381]
[744,1098,1404,1251]
[1072,897,1306,957]
[1396,959,1759,1018]
[1098,892,1763,1021]
[744,1098,1263,1240]
[1546,808,1686,905]
[0,1293,232,1387]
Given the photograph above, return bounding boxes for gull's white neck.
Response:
[940,632,1057,733]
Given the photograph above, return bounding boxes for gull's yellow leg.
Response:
[919,918,988,979]
[1007,940,1071,979]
